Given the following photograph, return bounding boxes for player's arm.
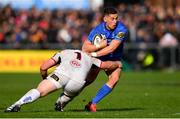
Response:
[82,40,98,53]
[82,28,107,53]
[91,40,121,57]
[82,39,107,53]
[100,61,122,70]
[40,52,61,79]
[92,57,122,70]
[40,58,56,79]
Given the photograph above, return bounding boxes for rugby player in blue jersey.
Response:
[82,7,128,112]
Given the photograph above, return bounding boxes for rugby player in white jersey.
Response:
[4,49,121,112]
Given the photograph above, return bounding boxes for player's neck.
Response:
[105,24,112,31]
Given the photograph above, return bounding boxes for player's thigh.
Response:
[105,67,122,88]
[85,66,100,86]
[37,72,70,96]
[36,80,57,96]
[46,72,70,89]
[64,79,86,97]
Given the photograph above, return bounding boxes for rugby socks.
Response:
[92,84,112,104]
[57,93,72,108]
[14,89,40,106]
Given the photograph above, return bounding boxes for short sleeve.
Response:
[114,29,128,41]
[51,52,61,63]
[114,22,128,41]
[88,29,97,42]
[91,57,102,67]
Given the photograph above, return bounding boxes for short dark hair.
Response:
[103,7,118,16]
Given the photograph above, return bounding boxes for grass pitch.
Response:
[0,71,180,118]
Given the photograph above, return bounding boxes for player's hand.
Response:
[99,39,107,49]
[96,35,107,49]
[40,69,48,80]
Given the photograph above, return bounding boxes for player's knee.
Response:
[119,61,123,67]
[41,92,46,97]
[40,91,48,97]
[36,89,48,97]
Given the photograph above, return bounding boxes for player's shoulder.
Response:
[116,21,128,32]
[88,22,104,40]
[114,21,128,40]
[60,49,77,56]
[62,49,80,53]
[92,22,105,31]
[64,49,86,56]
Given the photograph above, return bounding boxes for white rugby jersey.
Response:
[52,49,101,82]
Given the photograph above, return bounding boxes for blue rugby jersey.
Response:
[88,21,128,61]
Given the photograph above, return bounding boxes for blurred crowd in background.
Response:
[0,1,180,47]
[0,1,179,69]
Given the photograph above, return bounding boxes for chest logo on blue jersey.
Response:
[117,32,124,38]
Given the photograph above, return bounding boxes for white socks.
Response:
[56,93,72,108]
[14,89,40,106]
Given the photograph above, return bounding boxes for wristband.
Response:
[91,52,97,57]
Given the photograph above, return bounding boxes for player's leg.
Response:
[106,67,122,88]
[4,72,66,113]
[55,92,73,112]
[4,79,58,112]
[56,67,100,111]
[4,88,41,112]
[55,79,85,111]
[86,66,122,112]
[84,66,100,86]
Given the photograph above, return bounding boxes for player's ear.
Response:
[104,16,107,22]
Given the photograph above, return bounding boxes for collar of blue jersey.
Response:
[103,21,118,31]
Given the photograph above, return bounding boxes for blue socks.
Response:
[92,84,112,104]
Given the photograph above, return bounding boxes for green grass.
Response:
[0,71,180,118]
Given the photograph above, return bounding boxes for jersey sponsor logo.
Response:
[50,74,59,81]
[117,32,124,38]
[70,60,81,68]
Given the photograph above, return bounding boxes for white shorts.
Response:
[47,72,70,89]
[47,72,86,96]
[64,79,86,97]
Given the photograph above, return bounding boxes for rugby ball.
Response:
[93,34,105,47]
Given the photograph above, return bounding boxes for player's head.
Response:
[103,7,118,30]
